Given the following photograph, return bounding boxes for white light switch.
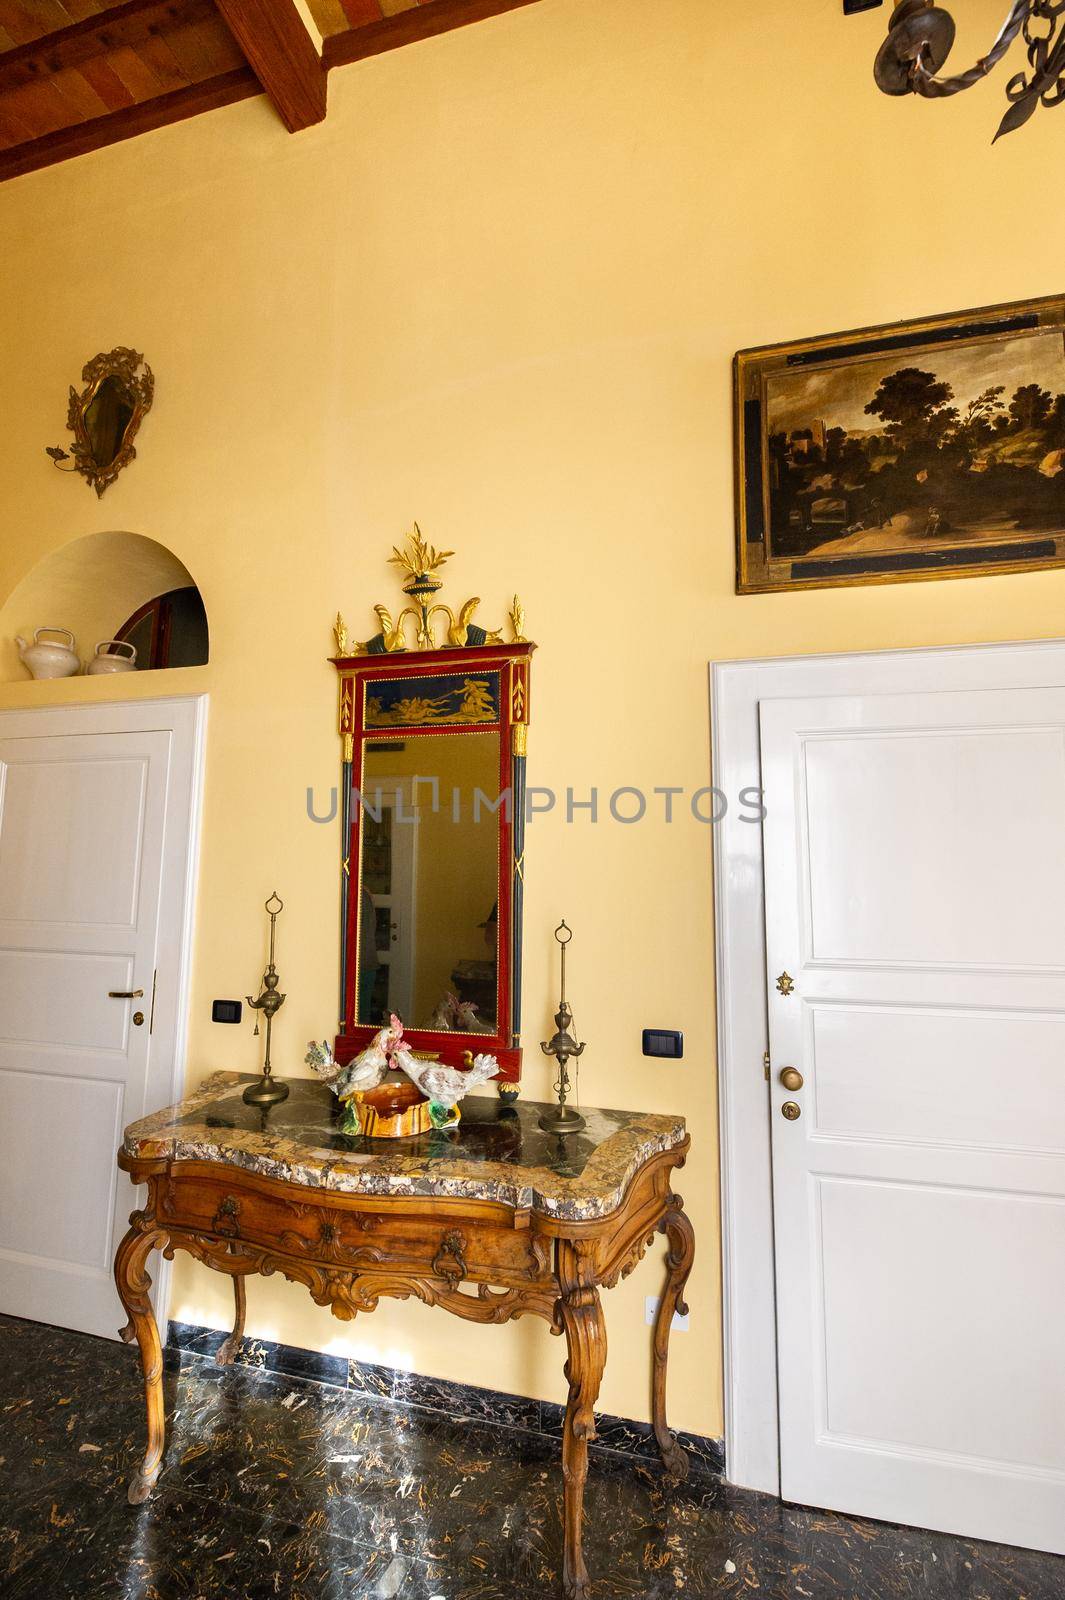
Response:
[645,1295,689,1331]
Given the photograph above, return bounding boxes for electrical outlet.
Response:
[645,1295,689,1332]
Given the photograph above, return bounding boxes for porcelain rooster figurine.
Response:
[338,1016,405,1098]
[392,1045,500,1110]
[306,1016,404,1103]
[308,1016,499,1131]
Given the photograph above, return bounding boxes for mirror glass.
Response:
[357,732,501,1034]
[83,375,135,468]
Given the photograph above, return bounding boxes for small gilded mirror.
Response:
[46,348,154,497]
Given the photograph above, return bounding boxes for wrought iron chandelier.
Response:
[874,0,1065,139]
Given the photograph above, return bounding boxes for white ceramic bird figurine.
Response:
[304,1039,340,1083]
[393,1046,500,1110]
[333,1015,404,1100]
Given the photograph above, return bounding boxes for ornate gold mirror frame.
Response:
[332,527,534,1084]
[46,347,154,497]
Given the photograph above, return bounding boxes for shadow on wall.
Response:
[0,531,209,682]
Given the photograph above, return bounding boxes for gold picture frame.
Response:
[735,294,1065,593]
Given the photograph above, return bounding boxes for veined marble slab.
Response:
[123,1073,687,1221]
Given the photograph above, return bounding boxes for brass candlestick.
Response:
[243,892,290,1107]
[539,921,586,1135]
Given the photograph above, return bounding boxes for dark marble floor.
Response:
[1,1313,1063,1600]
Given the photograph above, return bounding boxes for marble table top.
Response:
[123,1073,687,1221]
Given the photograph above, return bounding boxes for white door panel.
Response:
[802,726,1065,968]
[816,1178,1065,1468]
[0,751,150,928]
[810,1005,1065,1153]
[0,728,173,1337]
[0,1067,124,1270]
[0,952,137,1049]
[761,687,1065,1555]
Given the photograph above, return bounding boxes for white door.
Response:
[761,687,1065,1555]
[0,714,198,1338]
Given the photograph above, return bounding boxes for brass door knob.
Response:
[781,1101,801,1121]
[779,1067,803,1091]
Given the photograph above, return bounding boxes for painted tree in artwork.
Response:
[960,385,1006,446]
[1009,383,1053,431]
[864,367,958,453]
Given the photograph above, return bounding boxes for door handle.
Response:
[108,989,144,999]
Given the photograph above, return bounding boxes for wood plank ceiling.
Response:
[0,0,541,181]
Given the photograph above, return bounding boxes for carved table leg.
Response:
[558,1247,607,1600]
[652,1193,695,1481]
[114,1217,168,1505]
[216,1273,246,1366]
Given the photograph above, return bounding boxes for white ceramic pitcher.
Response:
[15,627,80,680]
[86,639,138,675]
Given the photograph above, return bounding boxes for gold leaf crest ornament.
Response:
[333,526,530,656]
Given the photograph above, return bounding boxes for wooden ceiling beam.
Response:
[0,63,259,180]
[211,0,325,131]
[0,0,215,95]
[323,0,542,70]
[0,0,543,177]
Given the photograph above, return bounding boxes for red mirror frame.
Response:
[332,641,533,1083]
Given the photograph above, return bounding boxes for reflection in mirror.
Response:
[83,376,135,469]
[358,733,500,1034]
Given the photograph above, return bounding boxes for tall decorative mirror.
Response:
[332,528,533,1084]
[46,347,154,498]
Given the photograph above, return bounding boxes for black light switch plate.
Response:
[212,999,243,1024]
[642,1028,683,1059]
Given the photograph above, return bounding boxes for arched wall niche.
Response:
[0,531,210,682]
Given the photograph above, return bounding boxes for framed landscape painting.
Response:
[735,294,1065,593]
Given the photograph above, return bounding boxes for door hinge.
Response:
[763,1048,770,1081]
[149,969,158,1035]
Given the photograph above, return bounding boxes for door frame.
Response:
[0,694,207,1328]
[711,636,1065,1495]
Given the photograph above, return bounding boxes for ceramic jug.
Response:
[15,627,80,680]
[86,639,137,675]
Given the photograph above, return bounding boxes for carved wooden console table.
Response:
[116,1073,694,1600]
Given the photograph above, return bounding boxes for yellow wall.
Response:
[2,0,1064,1440]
